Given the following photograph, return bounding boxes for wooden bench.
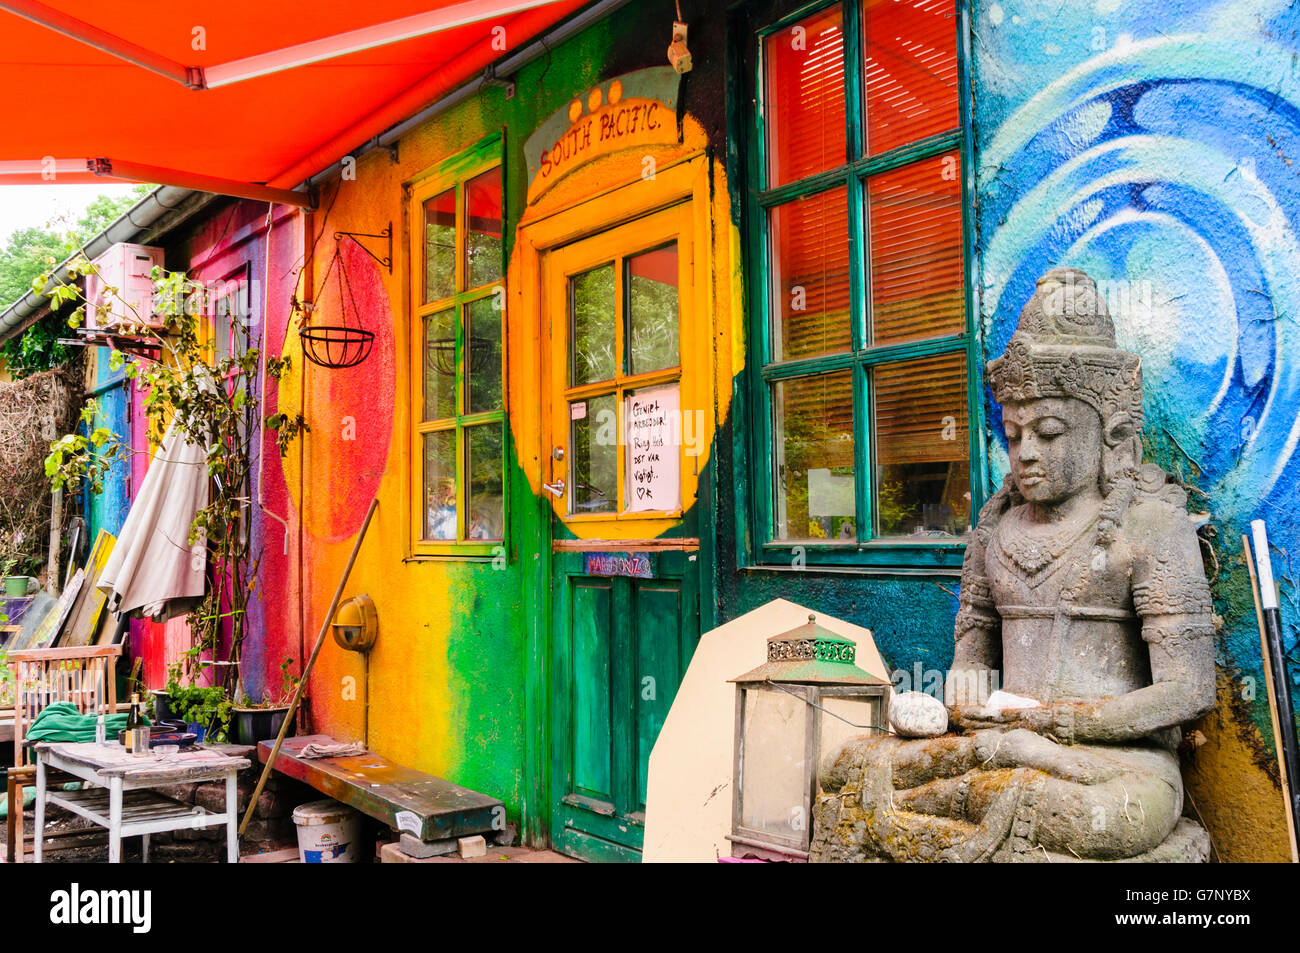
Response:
[258,734,503,843]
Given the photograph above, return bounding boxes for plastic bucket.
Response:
[291,799,360,863]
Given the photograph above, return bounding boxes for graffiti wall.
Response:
[972,0,1300,859]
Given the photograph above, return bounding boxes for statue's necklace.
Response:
[998,507,1100,580]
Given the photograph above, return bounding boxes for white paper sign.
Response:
[625,385,680,512]
[394,810,422,834]
[808,468,855,517]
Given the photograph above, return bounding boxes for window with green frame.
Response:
[745,0,977,566]
[410,135,506,551]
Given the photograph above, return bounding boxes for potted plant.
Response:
[232,657,298,746]
[153,651,232,742]
[2,557,31,597]
[170,682,233,743]
[152,660,184,724]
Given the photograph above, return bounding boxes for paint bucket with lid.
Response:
[291,799,360,863]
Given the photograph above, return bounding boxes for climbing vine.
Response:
[39,258,307,698]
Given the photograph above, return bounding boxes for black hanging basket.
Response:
[299,325,375,369]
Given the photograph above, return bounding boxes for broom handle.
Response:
[239,497,379,837]
[1245,530,1300,861]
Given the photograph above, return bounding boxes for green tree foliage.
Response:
[0,184,151,378]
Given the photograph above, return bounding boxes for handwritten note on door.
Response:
[625,385,680,512]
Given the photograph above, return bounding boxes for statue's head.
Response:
[987,268,1144,504]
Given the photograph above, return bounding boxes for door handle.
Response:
[543,478,566,499]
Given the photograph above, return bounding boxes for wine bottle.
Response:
[124,694,140,752]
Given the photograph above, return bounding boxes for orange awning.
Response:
[0,0,588,206]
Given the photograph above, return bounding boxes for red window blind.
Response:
[867,150,963,345]
[769,187,852,360]
[863,0,959,156]
[764,4,847,188]
[873,351,967,464]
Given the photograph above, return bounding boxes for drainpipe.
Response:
[255,201,292,555]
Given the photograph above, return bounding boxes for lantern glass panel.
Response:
[816,692,883,787]
[739,685,810,841]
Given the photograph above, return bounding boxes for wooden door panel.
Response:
[633,581,682,811]
[570,579,614,801]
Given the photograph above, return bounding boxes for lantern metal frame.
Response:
[728,615,891,862]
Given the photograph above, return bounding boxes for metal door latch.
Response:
[543,478,566,499]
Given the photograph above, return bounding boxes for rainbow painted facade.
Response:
[22,0,1299,862]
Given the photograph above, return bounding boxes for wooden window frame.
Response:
[738,0,986,571]
[406,133,508,558]
[546,205,697,529]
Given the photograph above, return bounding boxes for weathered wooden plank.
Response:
[259,735,502,842]
[58,531,116,648]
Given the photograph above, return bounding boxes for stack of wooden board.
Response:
[7,531,121,651]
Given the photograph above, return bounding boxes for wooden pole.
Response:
[1244,534,1299,862]
[239,497,378,838]
[46,487,63,595]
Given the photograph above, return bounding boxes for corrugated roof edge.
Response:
[0,185,224,344]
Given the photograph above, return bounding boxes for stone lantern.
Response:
[727,614,890,861]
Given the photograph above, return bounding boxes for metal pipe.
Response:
[205,0,554,89]
[91,158,313,209]
[281,0,634,191]
[1251,519,1300,851]
[0,0,198,87]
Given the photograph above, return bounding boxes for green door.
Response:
[541,205,703,862]
[550,551,697,862]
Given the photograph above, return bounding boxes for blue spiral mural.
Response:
[973,0,1300,727]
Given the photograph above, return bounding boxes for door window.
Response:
[561,237,684,518]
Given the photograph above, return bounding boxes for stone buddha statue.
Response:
[811,268,1217,862]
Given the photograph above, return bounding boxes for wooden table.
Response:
[33,742,250,863]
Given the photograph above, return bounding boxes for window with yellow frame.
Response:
[408,134,506,554]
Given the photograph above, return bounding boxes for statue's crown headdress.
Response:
[986,267,1143,427]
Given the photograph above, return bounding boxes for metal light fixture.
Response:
[331,594,378,652]
[728,614,890,861]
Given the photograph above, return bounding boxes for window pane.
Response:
[863,0,959,157]
[773,371,855,541]
[466,167,503,290]
[868,152,964,345]
[423,307,456,421]
[466,423,504,541]
[627,244,679,375]
[571,393,617,514]
[873,352,970,538]
[571,264,616,386]
[739,686,809,839]
[467,297,503,414]
[770,188,852,361]
[764,4,846,188]
[422,430,457,540]
[423,188,456,303]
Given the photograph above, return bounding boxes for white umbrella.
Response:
[97,412,208,621]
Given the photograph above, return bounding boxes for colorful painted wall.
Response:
[231,0,1297,860]
[969,0,1300,860]
[258,0,735,840]
[133,199,301,692]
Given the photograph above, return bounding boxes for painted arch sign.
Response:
[524,67,681,204]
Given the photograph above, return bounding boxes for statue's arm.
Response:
[947,529,1001,707]
[1058,506,1216,744]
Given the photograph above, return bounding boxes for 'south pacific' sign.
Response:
[524,67,681,204]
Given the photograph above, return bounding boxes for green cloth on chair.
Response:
[24,702,139,745]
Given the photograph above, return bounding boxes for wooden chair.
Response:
[5,644,123,862]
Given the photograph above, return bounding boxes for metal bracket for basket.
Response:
[334,223,392,273]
